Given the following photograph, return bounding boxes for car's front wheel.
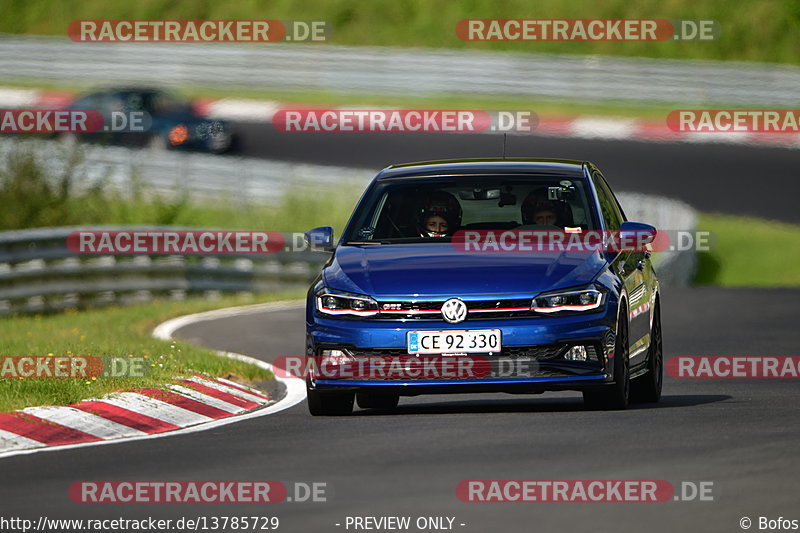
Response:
[307,385,354,416]
[631,299,663,403]
[583,305,629,410]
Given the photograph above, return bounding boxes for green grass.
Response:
[694,213,800,287]
[1,0,799,64]
[0,141,361,234]
[0,291,305,413]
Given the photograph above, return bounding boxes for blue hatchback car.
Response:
[304,159,663,415]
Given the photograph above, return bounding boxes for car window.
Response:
[146,92,187,113]
[344,175,599,242]
[592,172,624,230]
[72,93,108,112]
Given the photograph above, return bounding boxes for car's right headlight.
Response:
[531,286,605,314]
[316,288,379,317]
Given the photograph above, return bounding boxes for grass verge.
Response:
[1,0,798,64]
[0,291,305,413]
[694,213,800,287]
[0,140,361,234]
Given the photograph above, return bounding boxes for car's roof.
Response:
[377,158,590,180]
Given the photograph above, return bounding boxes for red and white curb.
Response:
[3,86,799,149]
[0,300,306,460]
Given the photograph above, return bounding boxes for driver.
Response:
[416,191,462,237]
[420,213,450,237]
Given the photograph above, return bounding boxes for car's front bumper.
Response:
[306,306,618,395]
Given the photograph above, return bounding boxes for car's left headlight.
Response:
[532,286,605,314]
[316,288,379,317]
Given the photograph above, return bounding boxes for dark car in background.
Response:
[62,87,234,154]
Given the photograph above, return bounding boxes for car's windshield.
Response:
[343,175,599,243]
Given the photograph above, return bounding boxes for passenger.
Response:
[531,206,559,226]
[521,190,567,227]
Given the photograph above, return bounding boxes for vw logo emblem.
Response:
[441,298,468,324]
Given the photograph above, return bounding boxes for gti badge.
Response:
[441,298,468,324]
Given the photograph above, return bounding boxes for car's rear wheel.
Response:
[631,299,663,403]
[356,392,399,410]
[307,385,354,416]
[58,132,80,149]
[583,305,629,410]
[147,133,168,151]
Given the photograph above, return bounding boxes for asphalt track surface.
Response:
[1,288,799,533]
[234,123,800,223]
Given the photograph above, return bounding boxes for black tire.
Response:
[583,305,630,410]
[356,392,399,410]
[306,385,354,416]
[147,133,168,151]
[631,300,663,403]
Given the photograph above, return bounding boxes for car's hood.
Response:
[324,244,607,296]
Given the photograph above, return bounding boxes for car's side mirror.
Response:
[619,221,657,248]
[304,226,335,252]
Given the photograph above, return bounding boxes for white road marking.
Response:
[0,88,38,107]
[96,392,214,426]
[166,384,245,414]
[0,300,307,460]
[0,429,46,451]
[202,99,281,121]
[214,376,270,398]
[152,300,304,341]
[185,376,269,404]
[570,117,637,139]
[22,406,147,439]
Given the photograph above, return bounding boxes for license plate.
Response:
[407,329,501,354]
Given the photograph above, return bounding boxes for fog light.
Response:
[320,349,350,365]
[564,345,588,362]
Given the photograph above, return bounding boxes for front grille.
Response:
[375,298,533,320]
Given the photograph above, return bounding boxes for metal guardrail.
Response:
[0,226,327,315]
[617,192,697,287]
[0,139,374,204]
[0,189,697,315]
[2,34,800,106]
